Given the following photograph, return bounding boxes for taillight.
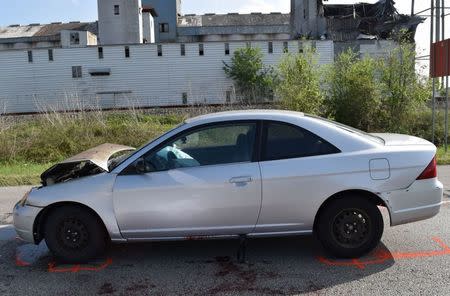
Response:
[417,156,437,180]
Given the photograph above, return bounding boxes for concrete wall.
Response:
[61,30,98,48]
[98,0,143,45]
[143,0,179,43]
[0,40,335,114]
[142,12,155,43]
[0,41,60,50]
[290,0,326,39]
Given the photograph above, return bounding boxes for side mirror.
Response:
[135,158,146,174]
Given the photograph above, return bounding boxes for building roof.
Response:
[0,22,98,43]
[178,13,290,27]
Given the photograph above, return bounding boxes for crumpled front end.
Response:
[40,143,135,186]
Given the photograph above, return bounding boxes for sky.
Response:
[0,0,448,71]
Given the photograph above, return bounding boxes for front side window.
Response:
[262,122,340,161]
[135,123,257,173]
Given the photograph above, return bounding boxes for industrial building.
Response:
[0,0,422,114]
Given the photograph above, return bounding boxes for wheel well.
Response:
[33,202,110,244]
[313,190,389,232]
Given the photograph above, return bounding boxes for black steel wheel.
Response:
[44,205,107,263]
[57,217,90,251]
[316,195,384,258]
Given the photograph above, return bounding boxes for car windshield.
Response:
[307,115,385,145]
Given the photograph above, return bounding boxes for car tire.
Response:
[44,205,107,263]
[316,195,384,258]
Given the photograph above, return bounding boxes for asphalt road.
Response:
[0,170,449,295]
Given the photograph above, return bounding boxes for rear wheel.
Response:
[316,195,384,258]
[44,205,107,263]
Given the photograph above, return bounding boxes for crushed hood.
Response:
[58,143,135,171]
[41,143,135,186]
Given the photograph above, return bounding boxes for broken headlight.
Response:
[18,190,31,207]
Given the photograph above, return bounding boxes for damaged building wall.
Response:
[322,0,424,41]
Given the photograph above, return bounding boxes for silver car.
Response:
[13,110,443,262]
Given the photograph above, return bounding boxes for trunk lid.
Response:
[371,133,434,146]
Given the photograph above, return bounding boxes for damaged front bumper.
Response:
[13,201,43,244]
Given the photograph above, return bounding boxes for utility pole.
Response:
[411,0,415,16]
[431,0,436,143]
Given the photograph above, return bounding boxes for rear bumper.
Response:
[381,178,443,226]
[13,202,42,244]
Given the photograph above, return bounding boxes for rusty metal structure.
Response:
[323,0,424,41]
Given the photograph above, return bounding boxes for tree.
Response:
[324,49,381,131]
[276,49,324,114]
[223,47,276,103]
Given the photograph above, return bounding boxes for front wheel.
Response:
[316,196,384,258]
[44,206,107,263]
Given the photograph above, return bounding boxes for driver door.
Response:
[112,121,262,239]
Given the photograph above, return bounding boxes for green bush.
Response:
[223,47,277,102]
[276,49,324,114]
[324,49,381,131]
[376,43,431,132]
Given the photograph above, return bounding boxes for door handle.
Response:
[229,176,253,184]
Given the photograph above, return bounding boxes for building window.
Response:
[299,42,304,53]
[125,46,130,58]
[114,5,120,15]
[157,44,162,56]
[27,50,33,63]
[48,49,53,61]
[180,44,186,56]
[70,32,80,45]
[159,23,169,33]
[199,44,204,56]
[246,42,251,48]
[98,47,104,59]
[182,92,188,105]
[72,66,82,78]
[283,42,289,53]
[225,43,230,55]
[268,42,273,54]
[226,91,232,103]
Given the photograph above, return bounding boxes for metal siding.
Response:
[0,41,335,114]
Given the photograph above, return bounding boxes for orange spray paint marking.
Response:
[15,255,31,267]
[47,258,113,273]
[317,237,450,269]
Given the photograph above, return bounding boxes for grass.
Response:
[0,110,184,187]
[437,147,450,165]
[0,162,52,187]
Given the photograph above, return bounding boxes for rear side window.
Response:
[262,122,340,161]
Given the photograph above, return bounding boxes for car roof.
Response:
[185,110,305,125]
